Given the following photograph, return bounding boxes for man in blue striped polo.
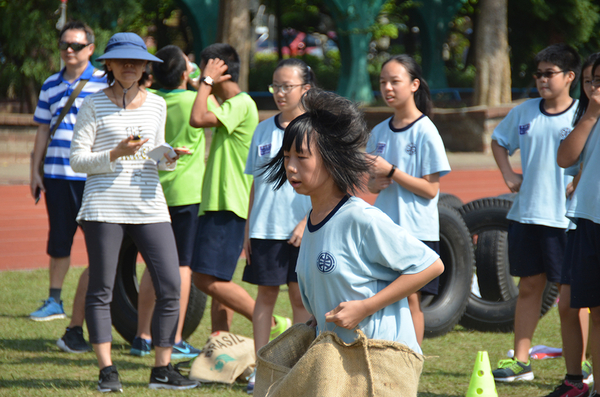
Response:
[29,21,107,352]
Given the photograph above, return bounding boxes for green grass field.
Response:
[0,263,572,396]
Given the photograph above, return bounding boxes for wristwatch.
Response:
[201,76,214,86]
[387,164,397,178]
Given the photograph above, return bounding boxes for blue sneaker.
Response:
[130,337,151,357]
[247,369,256,394]
[29,298,67,321]
[171,340,201,360]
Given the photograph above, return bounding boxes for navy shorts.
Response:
[191,211,245,281]
[44,178,85,258]
[570,218,600,309]
[169,204,200,267]
[560,230,576,285]
[420,240,440,295]
[507,222,566,283]
[242,239,300,286]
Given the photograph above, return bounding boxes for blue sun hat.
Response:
[96,32,163,63]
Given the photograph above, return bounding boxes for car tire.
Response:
[422,203,473,338]
[110,234,207,343]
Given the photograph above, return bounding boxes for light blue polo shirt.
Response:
[492,98,576,228]
[367,115,450,241]
[245,115,311,239]
[297,195,439,354]
[33,62,107,180]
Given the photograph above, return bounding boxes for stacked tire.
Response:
[457,197,559,332]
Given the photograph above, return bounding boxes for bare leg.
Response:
[253,286,279,354]
[67,268,88,328]
[288,282,311,324]
[513,274,547,363]
[559,284,586,375]
[193,272,255,332]
[407,291,424,345]
[580,308,590,362]
[589,307,600,393]
[175,266,192,343]
[136,269,155,341]
[94,342,112,369]
[49,256,71,289]
[154,346,173,367]
[211,300,234,332]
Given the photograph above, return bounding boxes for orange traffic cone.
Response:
[466,351,498,397]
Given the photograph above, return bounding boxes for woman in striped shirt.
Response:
[70,32,198,392]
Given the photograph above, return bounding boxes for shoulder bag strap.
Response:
[48,77,90,139]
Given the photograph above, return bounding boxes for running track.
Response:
[0,169,512,272]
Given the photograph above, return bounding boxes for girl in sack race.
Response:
[260,89,444,395]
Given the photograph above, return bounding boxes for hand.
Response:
[111,135,149,161]
[566,181,574,198]
[365,153,392,177]
[502,170,523,193]
[243,222,251,265]
[202,58,232,85]
[325,300,369,330]
[30,171,45,200]
[367,174,392,194]
[164,147,191,164]
[588,85,600,117]
[307,315,317,328]
[287,218,306,247]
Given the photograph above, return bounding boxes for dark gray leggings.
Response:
[82,221,180,346]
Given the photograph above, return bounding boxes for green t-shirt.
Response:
[200,92,258,219]
[153,88,211,207]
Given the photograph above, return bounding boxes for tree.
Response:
[473,0,511,106]
[217,0,252,91]
[507,0,599,88]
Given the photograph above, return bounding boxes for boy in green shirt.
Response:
[190,44,259,332]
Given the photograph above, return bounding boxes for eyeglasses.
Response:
[533,70,565,79]
[268,84,303,94]
[59,41,91,52]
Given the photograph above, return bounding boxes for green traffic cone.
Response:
[466,351,498,397]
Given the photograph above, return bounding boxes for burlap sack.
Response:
[189,331,256,384]
[255,323,424,397]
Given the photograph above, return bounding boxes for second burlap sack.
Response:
[255,323,424,397]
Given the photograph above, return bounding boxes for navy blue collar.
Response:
[307,195,351,233]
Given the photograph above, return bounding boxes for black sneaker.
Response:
[56,326,92,353]
[97,365,123,393]
[149,363,199,390]
[543,378,589,397]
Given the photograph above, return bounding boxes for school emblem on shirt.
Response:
[405,143,417,155]
[317,252,336,274]
[258,143,272,157]
[559,128,571,140]
[375,142,386,155]
[519,124,530,135]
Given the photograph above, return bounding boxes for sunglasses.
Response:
[533,70,565,79]
[59,41,91,52]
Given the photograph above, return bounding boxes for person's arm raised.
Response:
[189,58,230,128]
[557,87,600,168]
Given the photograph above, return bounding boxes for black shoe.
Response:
[149,363,199,390]
[97,365,123,393]
[56,326,92,353]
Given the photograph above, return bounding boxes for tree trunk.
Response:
[473,0,511,106]
[217,0,251,92]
